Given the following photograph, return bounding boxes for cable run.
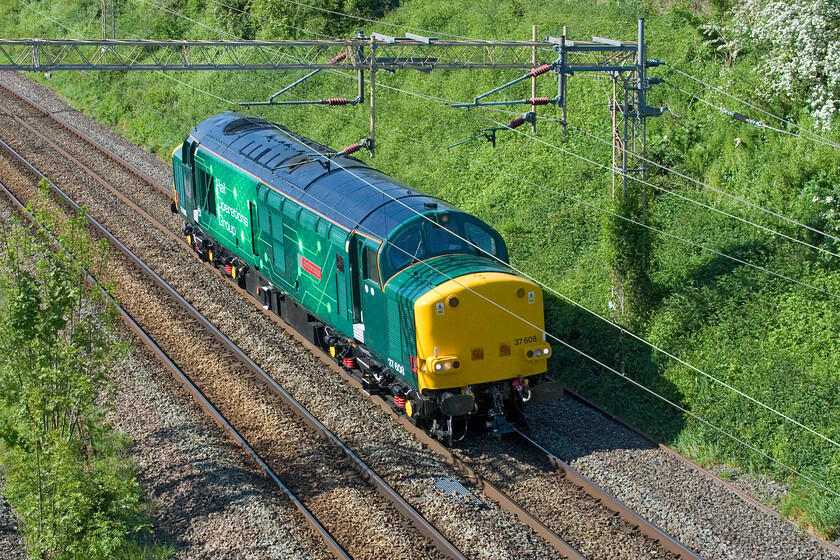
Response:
[145,8,840,453]
[374,78,840,260]
[666,64,840,150]
[262,101,840,453]
[564,118,840,253]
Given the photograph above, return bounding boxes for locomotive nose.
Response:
[413,272,549,392]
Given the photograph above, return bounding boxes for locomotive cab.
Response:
[366,212,562,438]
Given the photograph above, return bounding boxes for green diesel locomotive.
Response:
[171,112,562,441]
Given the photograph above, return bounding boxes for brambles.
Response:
[718,0,840,127]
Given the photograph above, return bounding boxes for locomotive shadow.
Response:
[523,292,688,464]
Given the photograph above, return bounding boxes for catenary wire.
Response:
[135,0,840,452]
[31,0,840,495]
[563,117,840,254]
[666,63,840,150]
[129,0,840,449]
[376,78,840,257]
[665,80,840,150]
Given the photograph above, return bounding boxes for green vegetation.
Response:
[1,0,839,537]
[0,185,170,559]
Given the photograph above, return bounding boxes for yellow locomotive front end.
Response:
[412,272,561,435]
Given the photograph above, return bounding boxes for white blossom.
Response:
[723,0,840,128]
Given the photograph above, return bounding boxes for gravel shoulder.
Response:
[0,71,333,560]
[0,476,27,558]
[526,397,840,560]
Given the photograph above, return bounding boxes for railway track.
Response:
[0,162,349,560]
[0,97,463,560]
[7,75,828,559]
[0,77,702,560]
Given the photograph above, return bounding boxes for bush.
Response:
[0,188,154,559]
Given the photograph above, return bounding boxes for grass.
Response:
[2,0,840,537]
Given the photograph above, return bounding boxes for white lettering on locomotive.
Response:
[219,217,237,237]
[217,198,249,227]
[388,358,406,376]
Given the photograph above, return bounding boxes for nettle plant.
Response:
[705,0,840,127]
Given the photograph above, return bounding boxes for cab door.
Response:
[353,237,386,355]
[180,141,197,215]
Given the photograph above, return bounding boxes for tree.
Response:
[726,0,840,127]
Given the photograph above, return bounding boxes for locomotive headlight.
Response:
[443,361,452,371]
[435,362,443,372]
[524,344,550,360]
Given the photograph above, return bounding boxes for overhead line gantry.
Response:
[0,23,663,324]
[0,32,652,157]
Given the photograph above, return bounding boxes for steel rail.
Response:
[0,84,630,560]
[512,428,704,560]
[0,81,171,197]
[0,82,699,560]
[0,143,355,558]
[2,67,827,559]
[0,120,468,560]
[0,97,183,251]
[562,388,840,558]
[2,78,812,558]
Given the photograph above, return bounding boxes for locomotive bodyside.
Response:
[172,112,561,439]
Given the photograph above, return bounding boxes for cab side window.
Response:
[363,246,380,284]
[387,226,424,271]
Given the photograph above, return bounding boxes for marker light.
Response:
[428,356,461,373]
[524,344,551,360]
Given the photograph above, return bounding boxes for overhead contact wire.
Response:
[666,64,840,150]
[128,1,840,454]
[48,0,840,494]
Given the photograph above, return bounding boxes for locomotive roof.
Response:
[189,112,455,241]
